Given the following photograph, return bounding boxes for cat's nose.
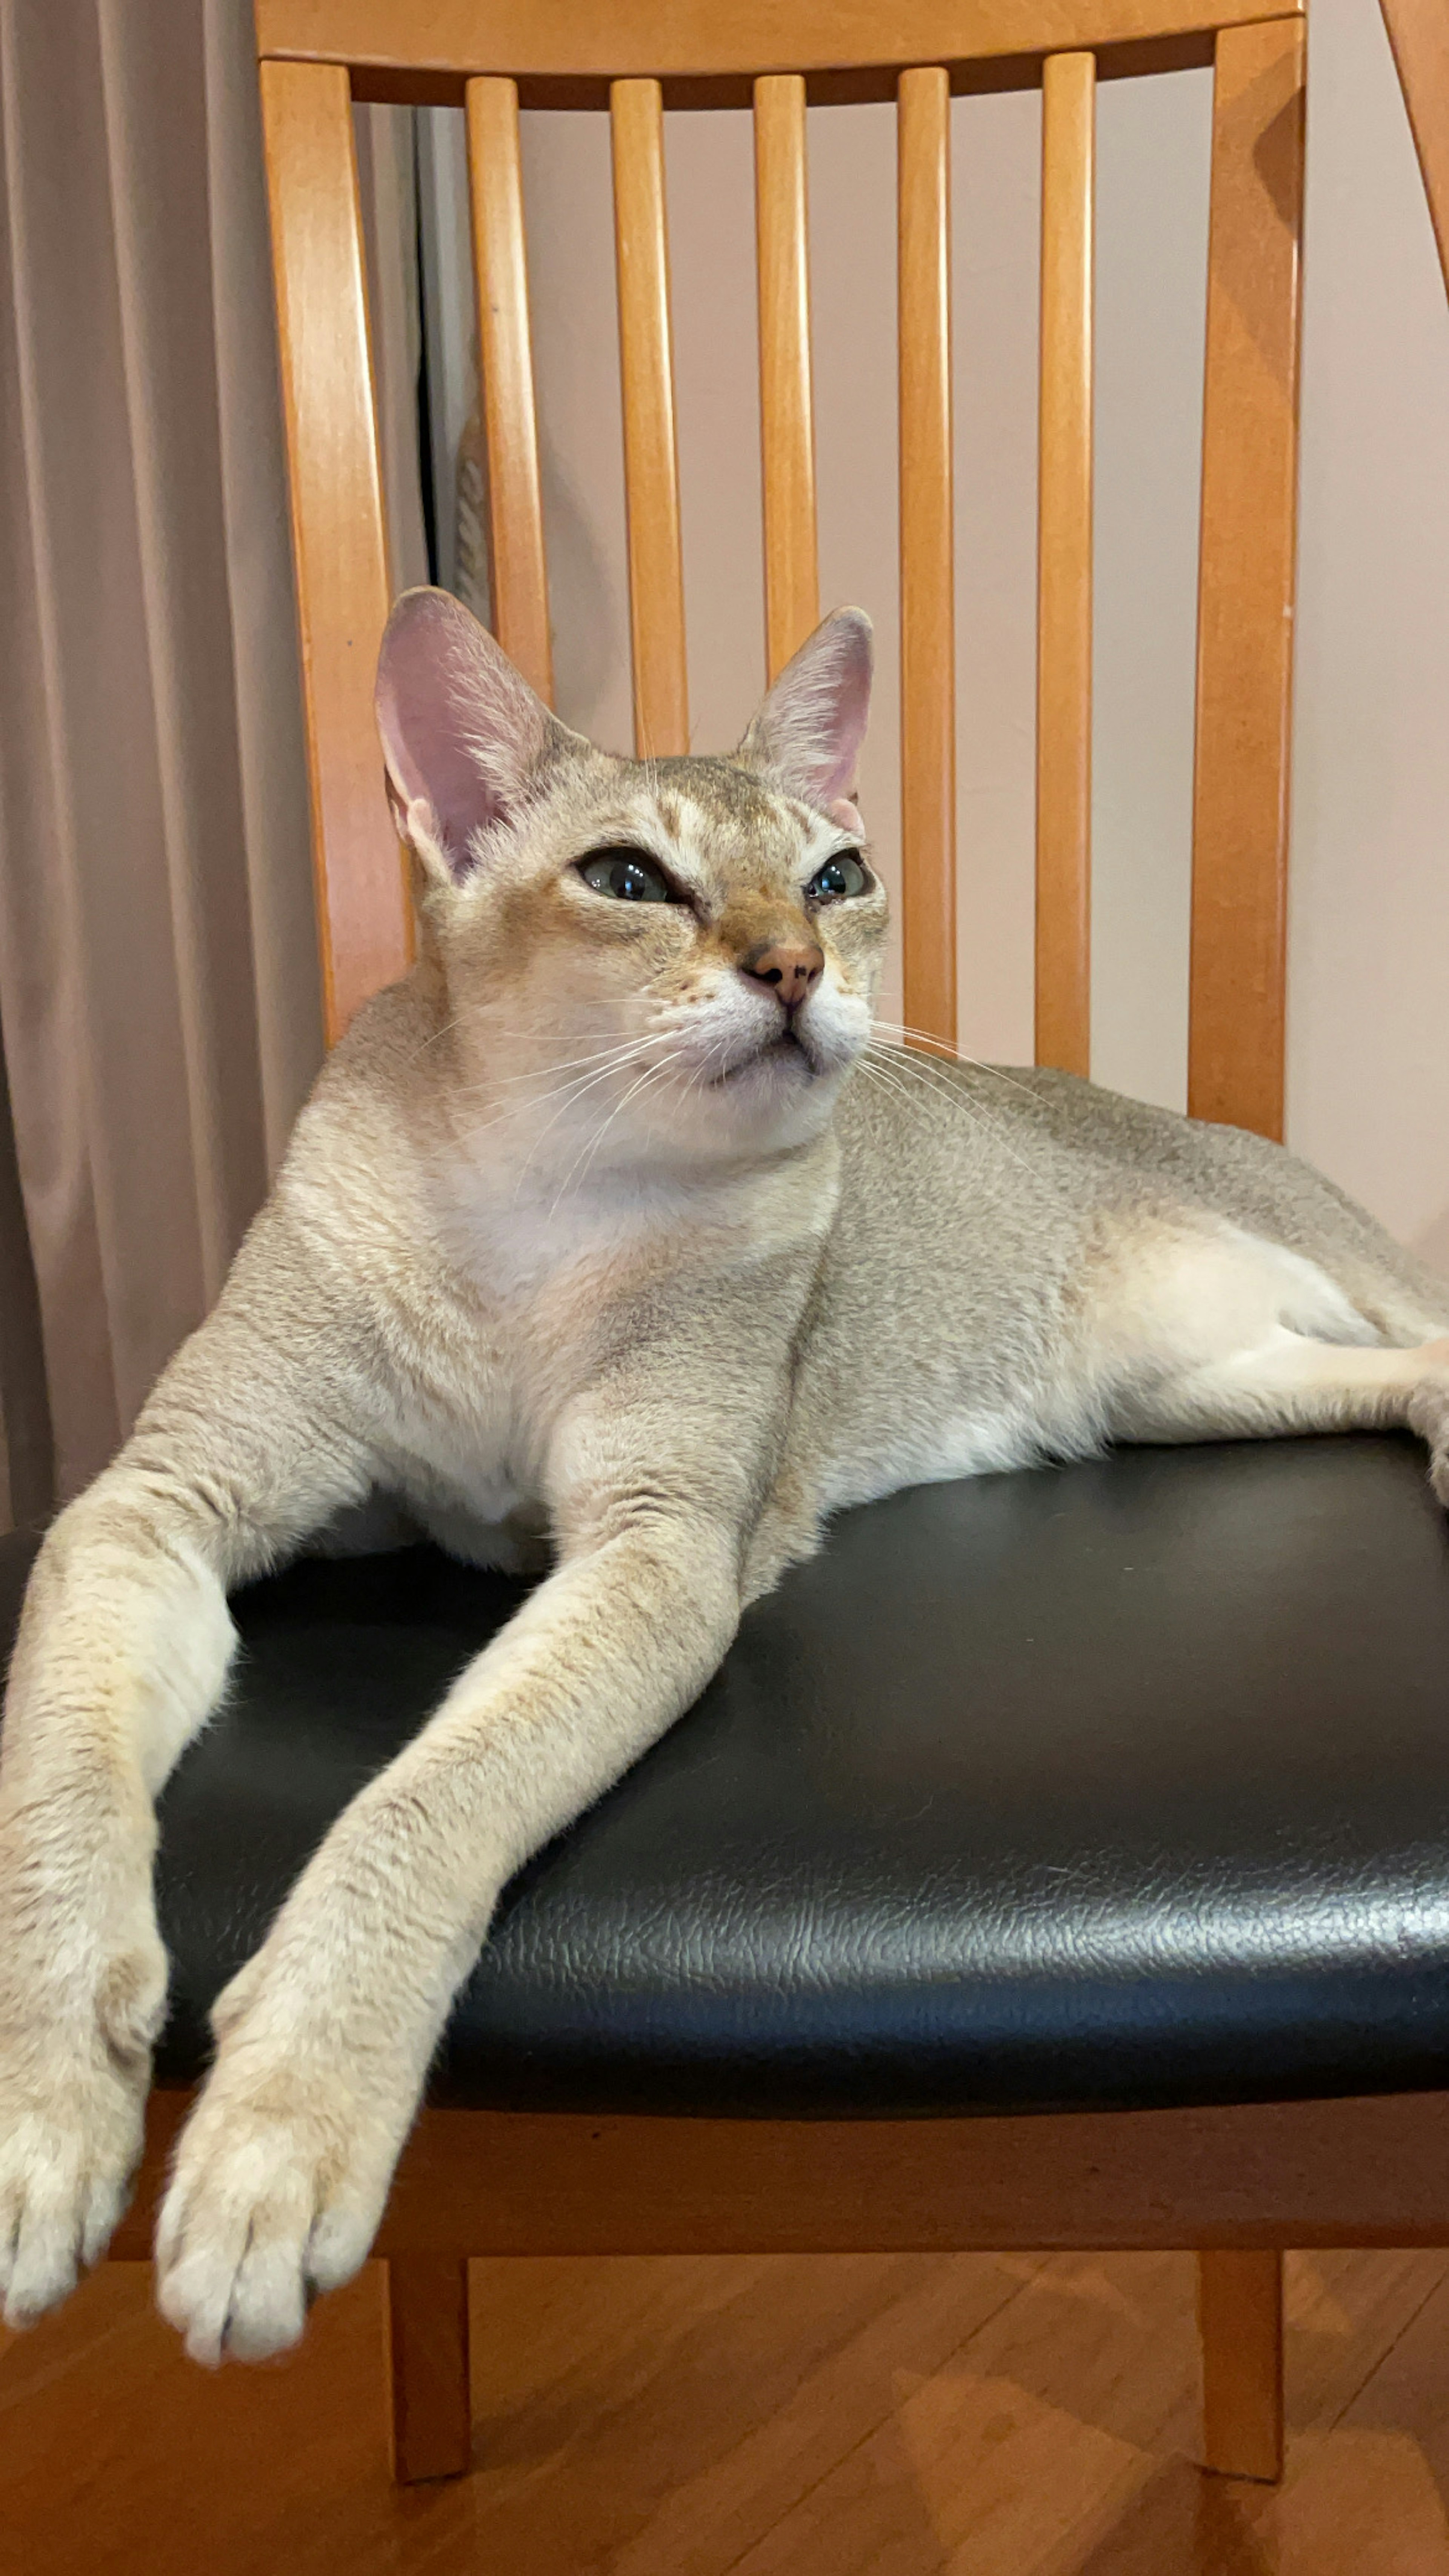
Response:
[740,939,825,1012]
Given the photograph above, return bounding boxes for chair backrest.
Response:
[255,0,1305,1141]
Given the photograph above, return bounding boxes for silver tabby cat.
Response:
[2,591,1446,2362]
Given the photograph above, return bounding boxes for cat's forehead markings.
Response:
[789,798,830,836]
[635,755,783,836]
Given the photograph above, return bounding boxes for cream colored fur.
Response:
[1,593,1446,2363]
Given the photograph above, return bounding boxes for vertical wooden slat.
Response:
[898,66,957,1056]
[1380,0,1449,301]
[755,74,820,682]
[258,57,411,1046]
[1189,15,1304,1141]
[611,78,689,756]
[1198,2249,1285,2482]
[1036,49,1095,1080]
[465,77,553,703]
[385,2255,472,2483]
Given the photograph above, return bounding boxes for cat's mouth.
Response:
[711,1028,817,1087]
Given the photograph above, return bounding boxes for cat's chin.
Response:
[685,1032,856,1155]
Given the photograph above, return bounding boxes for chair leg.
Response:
[1197,2248,1284,2482]
[384,2255,473,2483]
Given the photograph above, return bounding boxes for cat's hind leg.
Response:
[1145,1327,1449,1500]
[1098,1219,1449,1501]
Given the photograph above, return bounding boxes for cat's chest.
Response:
[378,1167,756,1519]
[374,1243,593,1521]
[383,1283,535,1485]
[394,1169,685,1445]
[381,1328,544,1569]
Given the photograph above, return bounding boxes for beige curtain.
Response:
[0,0,327,1527]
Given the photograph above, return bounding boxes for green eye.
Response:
[805,850,870,905]
[577,849,677,904]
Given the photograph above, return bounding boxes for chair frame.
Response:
[118,0,1442,2487]
[1381,0,1449,303]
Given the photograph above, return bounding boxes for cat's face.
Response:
[376,592,886,1174]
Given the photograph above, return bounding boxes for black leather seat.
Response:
[4,1434,1448,2121]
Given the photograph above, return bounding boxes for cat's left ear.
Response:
[375,586,582,887]
[737,607,872,830]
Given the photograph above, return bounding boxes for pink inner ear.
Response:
[375,588,549,880]
[828,798,864,834]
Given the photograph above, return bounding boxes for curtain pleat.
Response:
[0,0,326,1519]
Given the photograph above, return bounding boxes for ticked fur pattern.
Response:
[1,592,1446,2361]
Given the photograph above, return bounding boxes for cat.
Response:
[1,589,1446,2366]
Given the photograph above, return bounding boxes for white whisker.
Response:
[547,1052,684,1216]
[459,1035,657,1096]
[453,1043,660,1161]
[506,1044,668,1198]
[870,1023,1049,1107]
[860,1040,1040,1178]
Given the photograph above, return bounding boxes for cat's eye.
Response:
[576,849,678,905]
[805,851,870,905]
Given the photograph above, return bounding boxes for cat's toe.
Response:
[0,2072,145,2326]
[156,2078,392,2364]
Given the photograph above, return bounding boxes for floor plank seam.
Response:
[1309,2258,1449,2439]
[703,2263,1041,2576]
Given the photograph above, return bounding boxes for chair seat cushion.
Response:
[5,1435,1449,2118]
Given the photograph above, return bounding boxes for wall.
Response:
[426,0,1449,1271]
[1289,0,1449,1274]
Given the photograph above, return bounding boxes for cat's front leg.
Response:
[0,1310,371,2327]
[156,1477,747,2361]
[0,1481,239,2326]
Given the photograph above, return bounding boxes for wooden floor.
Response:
[6,2248,1449,2571]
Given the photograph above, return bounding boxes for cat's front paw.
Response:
[0,2057,148,2325]
[0,1913,165,2325]
[155,1999,416,2364]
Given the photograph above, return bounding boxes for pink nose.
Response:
[740,940,824,1011]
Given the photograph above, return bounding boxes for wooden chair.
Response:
[42,0,1445,2494]
[1381,0,1449,298]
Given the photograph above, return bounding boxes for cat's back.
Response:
[828,1052,1136,1275]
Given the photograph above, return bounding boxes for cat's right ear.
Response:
[375,587,572,887]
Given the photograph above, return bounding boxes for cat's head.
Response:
[375,588,884,1173]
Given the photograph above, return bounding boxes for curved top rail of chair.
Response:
[256,0,1304,108]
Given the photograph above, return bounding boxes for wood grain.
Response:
[256,0,1304,89]
[1189,14,1304,1140]
[1035,49,1095,1079]
[112,2088,1449,2265]
[14,2249,1449,2567]
[465,77,553,701]
[1380,0,1449,300]
[611,78,690,755]
[258,57,411,1045]
[754,75,819,680]
[1197,2247,1285,2481]
[385,2255,472,2482]
[377,2092,1449,2258]
[897,65,957,1055]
